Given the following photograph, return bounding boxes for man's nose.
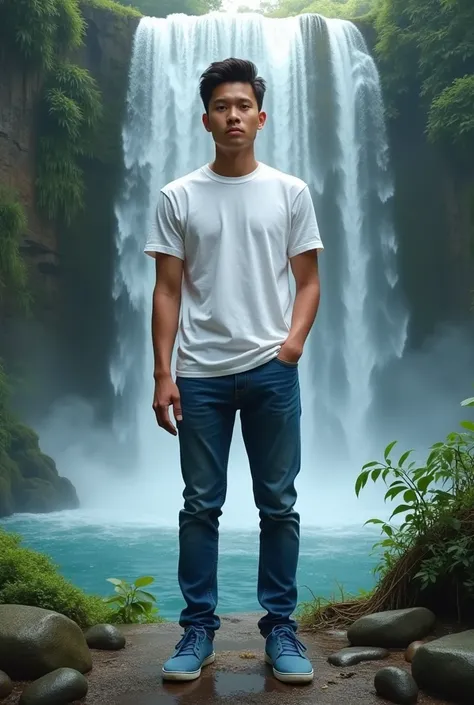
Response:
[227,109,241,123]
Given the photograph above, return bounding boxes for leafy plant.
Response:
[0,0,85,70]
[355,394,474,616]
[36,62,102,222]
[104,575,162,623]
[427,75,474,159]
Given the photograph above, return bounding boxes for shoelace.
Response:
[273,625,307,657]
[174,626,207,658]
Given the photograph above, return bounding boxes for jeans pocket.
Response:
[274,357,299,368]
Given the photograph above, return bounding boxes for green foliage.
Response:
[0,529,112,628]
[104,575,163,623]
[427,75,474,155]
[373,0,474,157]
[36,62,102,223]
[80,0,142,17]
[262,0,374,19]
[0,189,29,314]
[356,394,474,617]
[0,0,85,70]
[113,0,221,17]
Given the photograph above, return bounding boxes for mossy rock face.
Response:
[9,423,40,454]
[0,422,79,518]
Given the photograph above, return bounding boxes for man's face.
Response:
[202,82,266,151]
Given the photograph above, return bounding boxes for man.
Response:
[145,58,323,685]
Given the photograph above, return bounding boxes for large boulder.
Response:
[19,668,88,705]
[0,605,92,680]
[411,629,474,704]
[347,608,436,648]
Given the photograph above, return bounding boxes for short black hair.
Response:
[199,58,266,113]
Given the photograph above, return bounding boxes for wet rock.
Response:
[411,629,474,704]
[0,671,13,700]
[405,640,424,663]
[19,667,88,705]
[328,646,389,667]
[374,666,418,704]
[347,607,435,648]
[0,605,92,680]
[85,624,126,651]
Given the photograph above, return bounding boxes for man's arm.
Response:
[278,250,321,363]
[152,253,183,436]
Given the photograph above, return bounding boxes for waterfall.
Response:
[110,12,409,527]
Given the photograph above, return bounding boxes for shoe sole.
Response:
[162,652,216,682]
[264,653,314,684]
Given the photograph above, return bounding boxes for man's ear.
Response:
[202,113,211,133]
[257,111,267,130]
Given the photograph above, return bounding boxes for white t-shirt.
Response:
[145,162,324,378]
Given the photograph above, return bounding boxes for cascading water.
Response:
[110,12,409,527]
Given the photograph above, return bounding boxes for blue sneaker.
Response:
[162,626,215,681]
[265,625,314,684]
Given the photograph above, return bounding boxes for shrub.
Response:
[0,529,112,628]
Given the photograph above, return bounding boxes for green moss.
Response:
[0,188,29,314]
[0,0,85,70]
[81,0,142,17]
[0,529,113,628]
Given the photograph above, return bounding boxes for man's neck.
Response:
[210,148,258,178]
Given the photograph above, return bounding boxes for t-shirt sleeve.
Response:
[288,185,324,258]
[144,191,185,260]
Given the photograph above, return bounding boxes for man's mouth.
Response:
[227,127,244,134]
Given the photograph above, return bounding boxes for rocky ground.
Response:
[1,612,458,705]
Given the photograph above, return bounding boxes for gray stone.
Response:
[411,629,474,704]
[0,670,13,700]
[19,667,88,705]
[0,605,92,680]
[328,646,389,667]
[347,608,435,648]
[374,666,418,704]
[85,624,126,650]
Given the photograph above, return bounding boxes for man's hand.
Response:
[278,338,303,364]
[153,374,182,436]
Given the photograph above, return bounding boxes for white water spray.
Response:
[108,12,408,527]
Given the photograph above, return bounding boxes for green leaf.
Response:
[382,524,393,537]
[398,450,413,466]
[362,461,379,470]
[106,578,123,586]
[355,470,370,497]
[384,441,397,462]
[371,468,382,482]
[134,576,155,588]
[103,596,122,604]
[364,518,384,525]
[460,421,474,432]
[403,489,417,503]
[390,504,413,519]
[384,486,406,501]
[461,397,474,407]
[417,475,434,493]
[135,590,157,603]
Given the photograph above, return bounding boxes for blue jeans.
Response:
[175,356,301,638]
